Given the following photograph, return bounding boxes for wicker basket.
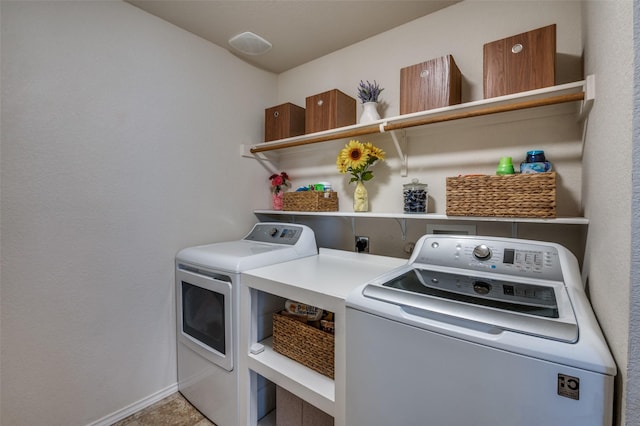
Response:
[283,191,338,212]
[446,172,556,218]
[272,312,335,379]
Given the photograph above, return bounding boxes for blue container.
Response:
[525,150,546,163]
[520,161,552,173]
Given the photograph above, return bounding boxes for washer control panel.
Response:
[243,223,305,245]
[413,235,563,281]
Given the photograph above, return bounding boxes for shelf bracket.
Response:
[394,218,407,241]
[240,144,280,175]
[578,74,595,122]
[511,222,519,238]
[386,128,408,177]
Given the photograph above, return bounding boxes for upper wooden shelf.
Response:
[247,77,594,154]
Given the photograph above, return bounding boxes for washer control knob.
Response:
[269,227,279,237]
[473,281,492,295]
[473,244,492,260]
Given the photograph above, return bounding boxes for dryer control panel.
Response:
[243,223,305,245]
[411,235,564,282]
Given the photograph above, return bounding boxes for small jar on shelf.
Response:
[403,179,428,213]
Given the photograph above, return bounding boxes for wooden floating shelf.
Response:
[248,79,592,154]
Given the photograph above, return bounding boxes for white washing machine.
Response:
[175,223,317,426]
[346,235,616,426]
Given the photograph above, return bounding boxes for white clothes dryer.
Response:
[175,223,317,426]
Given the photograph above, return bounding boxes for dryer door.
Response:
[176,266,233,371]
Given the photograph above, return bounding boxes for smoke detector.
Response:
[228,32,272,56]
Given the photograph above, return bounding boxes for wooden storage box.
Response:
[446,172,556,218]
[305,89,356,133]
[265,102,306,142]
[276,386,334,426]
[483,24,556,98]
[400,55,462,115]
[283,191,338,212]
[272,312,335,379]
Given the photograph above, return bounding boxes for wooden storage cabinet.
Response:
[265,103,306,142]
[483,24,556,98]
[305,89,356,134]
[400,55,462,115]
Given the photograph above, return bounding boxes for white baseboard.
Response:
[86,383,179,426]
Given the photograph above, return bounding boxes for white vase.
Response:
[359,102,381,124]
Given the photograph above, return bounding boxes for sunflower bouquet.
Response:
[336,140,385,183]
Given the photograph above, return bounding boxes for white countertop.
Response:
[241,248,406,310]
[241,248,406,423]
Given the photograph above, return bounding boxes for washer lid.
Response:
[362,267,578,343]
[388,268,560,318]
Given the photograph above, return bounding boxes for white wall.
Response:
[273,1,586,259]
[581,1,634,424]
[277,1,583,111]
[0,1,276,424]
[628,1,640,424]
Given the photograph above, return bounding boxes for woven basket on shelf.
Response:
[272,312,335,379]
[446,172,556,218]
[283,191,338,212]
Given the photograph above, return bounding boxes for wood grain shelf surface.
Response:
[249,79,589,154]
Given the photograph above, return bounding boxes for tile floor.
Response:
[113,392,215,426]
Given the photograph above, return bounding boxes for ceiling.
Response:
[126,0,461,74]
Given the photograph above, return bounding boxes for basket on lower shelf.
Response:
[283,191,338,212]
[272,311,335,379]
[446,172,557,218]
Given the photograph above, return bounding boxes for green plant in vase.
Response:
[357,80,384,123]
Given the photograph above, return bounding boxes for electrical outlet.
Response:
[355,236,369,253]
